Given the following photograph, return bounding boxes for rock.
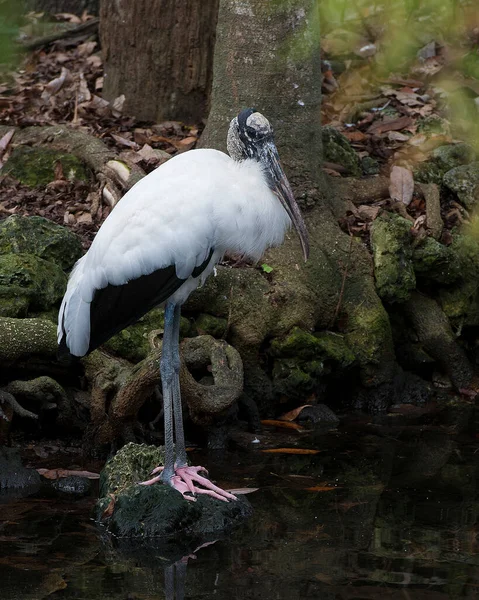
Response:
[420,183,443,240]
[414,143,475,186]
[417,114,450,136]
[96,443,252,539]
[443,162,479,209]
[370,213,415,303]
[322,126,361,176]
[3,146,90,187]
[0,215,83,270]
[0,447,41,496]
[361,156,379,176]
[0,253,66,317]
[270,327,355,401]
[194,313,227,337]
[412,236,460,284]
[52,475,92,497]
[103,307,191,362]
[297,403,339,425]
[432,143,475,171]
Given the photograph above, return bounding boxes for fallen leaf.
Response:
[261,448,320,455]
[111,133,139,149]
[226,487,259,495]
[44,67,71,95]
[37,468,100,479]
[101,494,116,519]
[389,165,414,206]
[356,205,381,221]
[367,115,414,135]
[0,129,14,154]
[306,485,339,492]
[278,405,312,421]
[344,130,368,142]
[260,419,304,431]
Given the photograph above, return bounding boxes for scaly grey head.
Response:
[227,108,309,261]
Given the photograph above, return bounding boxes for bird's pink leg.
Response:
[139,464,236,502]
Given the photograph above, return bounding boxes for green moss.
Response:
[322,126,361,176]
[195,313,227,337]
[104,307,192,362]
[100,442,165,497]
[271,326,354,365]
[345,298,393,366]
[0,215,82,270]
[370,213,416,303]
[4,146,90,187]
[0,253,66,317]
[272,359,317,399]
[412,236,460,284]
[443,162,479,209]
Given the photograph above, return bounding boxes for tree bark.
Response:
[200,0,323,202]
[25,0,100,14]
[99,0,219,123]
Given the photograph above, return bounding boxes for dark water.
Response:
[1,408,478,600]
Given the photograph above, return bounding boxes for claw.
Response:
[138,463,236,501]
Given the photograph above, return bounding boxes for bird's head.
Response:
[227,108,309,261]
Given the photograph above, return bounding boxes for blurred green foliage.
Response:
[319,0,479,149]
[0,0,24,66]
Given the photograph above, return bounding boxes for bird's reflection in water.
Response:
[163,540,217,600]
[164,560,187,600]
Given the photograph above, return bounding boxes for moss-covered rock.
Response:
[370,213,415,303]
[414,143,475,185]
[194,313,227,337]
[436,232,479,326]
[270,327,355,400]
[271,327,355,366]
[97,442,252,539]
[3,146,90,187]
[0,253,66,317]
[361,155,379,176]
[0,215,83,270]
[322,126,361,176]
[443,162,479,209]
[103,307,192,362]
[412,236,460,284]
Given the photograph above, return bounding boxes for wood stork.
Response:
[58,108,309,501]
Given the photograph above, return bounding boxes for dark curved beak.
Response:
[261,141,309,261]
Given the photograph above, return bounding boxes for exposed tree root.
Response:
[0,125,145,207]
[403,292,473,390]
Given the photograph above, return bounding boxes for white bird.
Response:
[58,108,309,501]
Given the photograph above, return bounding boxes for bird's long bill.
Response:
[263,142,309,261]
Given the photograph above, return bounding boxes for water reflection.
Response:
[0,410,478,599]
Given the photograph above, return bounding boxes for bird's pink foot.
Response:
[139,464,236,502]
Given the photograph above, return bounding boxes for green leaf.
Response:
[261,264,273,274]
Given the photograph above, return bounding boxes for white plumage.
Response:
[59,148,291,356]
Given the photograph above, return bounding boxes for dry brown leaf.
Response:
[306,485,339,492]
[37,468,100,479]
[0,129,14,154]
[45,67,71,95]
[356,205,381,221]
[111,133,139,150]
[101,494,116,519]
[344,130,368,142]
[367,115,414,135]
[278,405,312,421]
[260,419,305,431]
[261,448,320,455]
[389,165,414,206]
[226,488,259,495]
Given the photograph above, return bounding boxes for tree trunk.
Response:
[99,0,219,123]
[25,0,100,14]
[200,0,323,201]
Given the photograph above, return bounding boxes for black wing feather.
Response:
[86,248,214,354]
